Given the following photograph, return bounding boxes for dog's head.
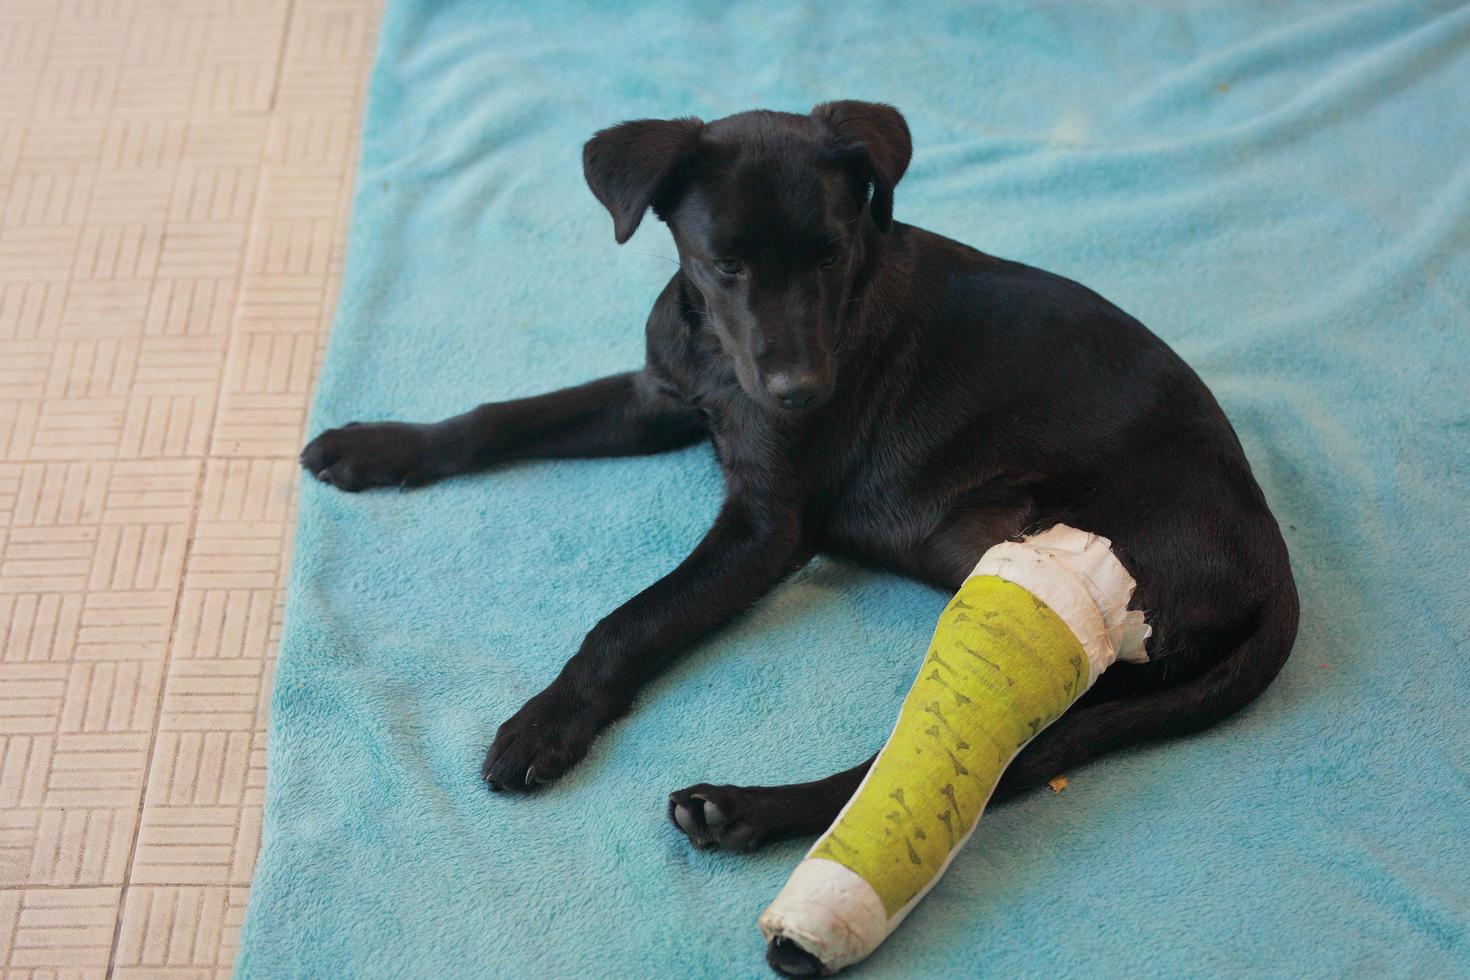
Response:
[584,102,911,415]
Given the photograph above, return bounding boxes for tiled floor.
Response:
[0,1,382,975]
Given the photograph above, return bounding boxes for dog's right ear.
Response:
[583,117,704,244]
[810,101,911,231]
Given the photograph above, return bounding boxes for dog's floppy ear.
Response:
[583,117,705,244]
[810,101,912,231]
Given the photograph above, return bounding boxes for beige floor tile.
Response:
[1,886,120,976]
[0,0,382,972]
[112,884,249,979]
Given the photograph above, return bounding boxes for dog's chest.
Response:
[790,417,946,561]
[702,386,951,560]
[820,457,942,559]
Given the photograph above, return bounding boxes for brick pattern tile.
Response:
[0,0,381,974]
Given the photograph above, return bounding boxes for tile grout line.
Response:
[102,1,302,974]
[266,0,301,118]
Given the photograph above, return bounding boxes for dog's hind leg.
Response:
[667,756,875,852]
[909,494,1033,590]
[992,584,1298,799]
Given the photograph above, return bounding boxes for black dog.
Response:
[302,98,1297,878]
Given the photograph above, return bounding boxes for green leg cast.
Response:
[759,524,1150,974]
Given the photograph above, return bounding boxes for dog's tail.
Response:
[994,575,1300,800]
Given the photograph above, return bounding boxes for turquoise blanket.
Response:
[237,1,1470,976]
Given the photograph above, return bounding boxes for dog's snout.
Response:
[765,370,827,410]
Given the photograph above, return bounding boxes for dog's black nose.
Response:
[765,371,826,410]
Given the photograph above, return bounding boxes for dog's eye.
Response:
[819,252,841,269]
[713,258,743,276]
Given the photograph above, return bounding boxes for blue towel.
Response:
[236,1,1470,976]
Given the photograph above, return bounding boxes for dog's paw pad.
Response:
[667,785,765,852]
[699,796,727,826]
[672,799,702,836]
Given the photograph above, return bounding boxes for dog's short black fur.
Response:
[302,100,1297,912]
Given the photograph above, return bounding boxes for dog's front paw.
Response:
[668,783,771,852]
[299,421,447,492]
[482,685,598,792]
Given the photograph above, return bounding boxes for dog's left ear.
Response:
[811,101,912,231]
[583,116,705,244]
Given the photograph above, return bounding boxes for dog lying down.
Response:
[301,101,1298,975]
